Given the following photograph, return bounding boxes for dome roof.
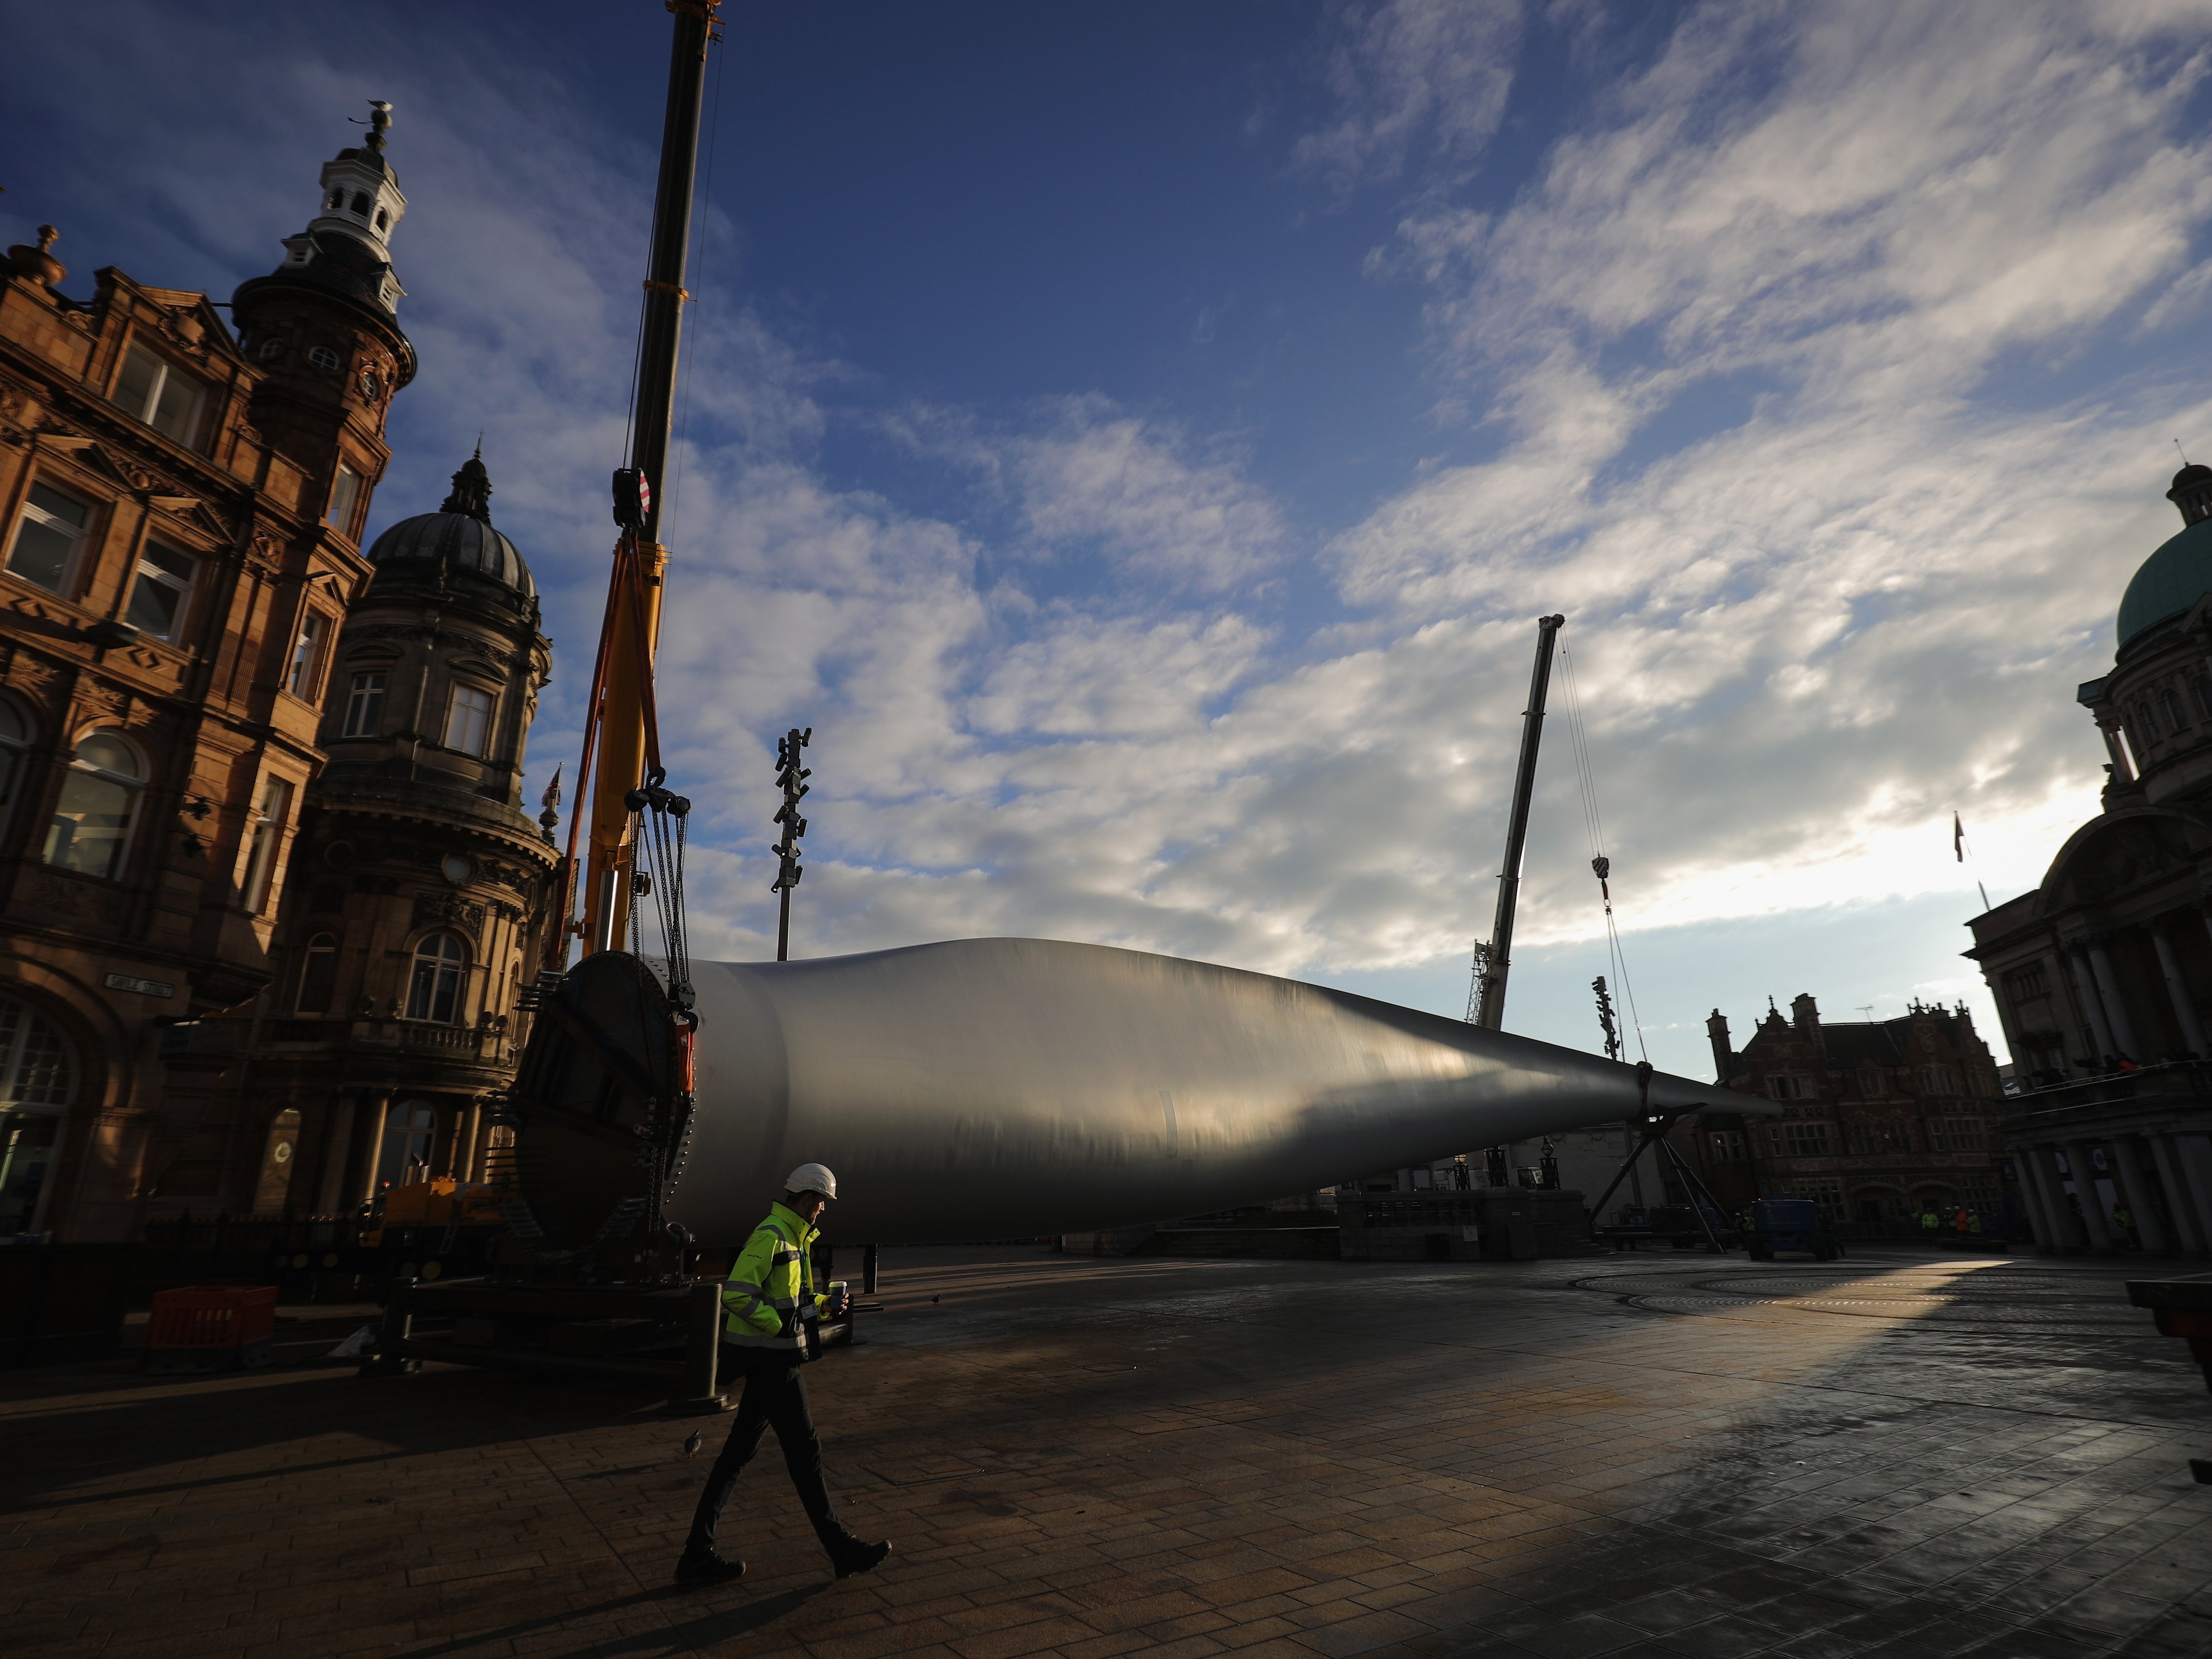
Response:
[364,452,536,602]
[2118,465,2212,650]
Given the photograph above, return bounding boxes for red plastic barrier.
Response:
[147,1285,276,1352]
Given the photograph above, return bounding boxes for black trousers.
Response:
[686,1348,846,1552]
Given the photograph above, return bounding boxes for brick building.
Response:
[0,104,510,1240]
[1689,994,2011,1225]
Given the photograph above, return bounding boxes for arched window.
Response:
[350,190,371,215]
[0,994,75,1235]
[326,188,343,211]
[296,932,339,1015]
[405,933,467,1023]
[0,697,31,840]
[43,731,143,879]
[376,1100,437,1189]
[375,209,390,231]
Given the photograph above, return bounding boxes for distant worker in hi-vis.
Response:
[674,1164,892,1586]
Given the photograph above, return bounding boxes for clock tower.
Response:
[228,101,416,551]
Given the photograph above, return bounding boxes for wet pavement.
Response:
[4,1245,2211,1659]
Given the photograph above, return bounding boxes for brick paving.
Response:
[5,1246,2212,1659]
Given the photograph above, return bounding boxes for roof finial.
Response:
[366,100,392,154]
[439,449,493,523]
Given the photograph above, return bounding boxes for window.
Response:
[307,345,342,373]
[326,188,343,211]
[1767,1074,1810,1101]
[1708,1130,1747,1161]
[350,191,371,215]
[2166,687,2189,730]
[295,932,338,1015]
[1790,1178,1845,1221]
[2004,965,2047,1003]
[239,775,293,913]
[0,994,75,1235]
[375,1100,437,1189]
[444,684,495,756]
[1916,1065,1958,1096]
[1858,1067,1884,1097]
[0,698,31,839]
[2197,676,2212,720]
[342,671,385,738]
[326,465,360,533]
[1770,1122,1831,1158]
[1928,1119,1948,1152]
[405,933,467,1023]
[7,483,89,592]
[1847,1119,1880,1155]
[286,611,328,699]
[42,731,143,879]
[112,345,206,448]
[123,543,195,641]
[256,335,286,364]
[2138,699,2160,740]
[375,208,390,230]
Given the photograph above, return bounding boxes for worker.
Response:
[674,1163,892,1588]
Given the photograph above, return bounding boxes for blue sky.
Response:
[13,0,2212,1080]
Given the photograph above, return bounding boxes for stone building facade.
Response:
[0,111,416,1240]
[215,451,562,1218]
[1688,995,2010,1224]
[1967,466,2212,1257]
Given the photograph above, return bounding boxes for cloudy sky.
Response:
[11,0,2212,1079]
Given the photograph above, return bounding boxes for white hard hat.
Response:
[785,1162,838,1200]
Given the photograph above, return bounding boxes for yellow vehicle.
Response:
[360,1177,506,1249]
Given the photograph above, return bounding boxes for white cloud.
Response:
[1292,0,1524,191]
[21,1,2212,1082]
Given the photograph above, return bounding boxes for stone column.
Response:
[2174,1133,2212,1261]
[2151,924,2207,1057]
[2097,718,2135,782]
[2086,940,2140,1059]
[454,1099,482,1183]
[2069,949,2117,1061]
[315,1092,356,1217]
[2109,1137,2170,1253]
[2064,1140,2116,1251]
[2030,947,2076,1077]
[2007,1152,2060,1253]
[2146,1135,2207,1256]
[354,1091,392,1208]
[2023,1144,2083,1252]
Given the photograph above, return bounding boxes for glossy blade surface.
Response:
[668,938,1737,1242]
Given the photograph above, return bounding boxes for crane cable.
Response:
[1558,641,1648,1063]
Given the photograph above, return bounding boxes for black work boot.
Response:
[673,1545,746,1588]
[828,1534,892,1579]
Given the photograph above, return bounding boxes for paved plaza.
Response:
[5,1246,2212,1659]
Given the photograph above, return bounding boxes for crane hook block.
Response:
[612,467,652,530]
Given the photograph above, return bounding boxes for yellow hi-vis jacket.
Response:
[722,1200,829,1348]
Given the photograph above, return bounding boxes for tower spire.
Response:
[440,450,494,522]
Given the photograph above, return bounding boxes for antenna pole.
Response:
[1474,614,1565,1030]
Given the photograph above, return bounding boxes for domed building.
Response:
[1967,466,2212,1258]
[236,450,564,1220]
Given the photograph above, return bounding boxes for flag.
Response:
[1953,812,1964,862]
